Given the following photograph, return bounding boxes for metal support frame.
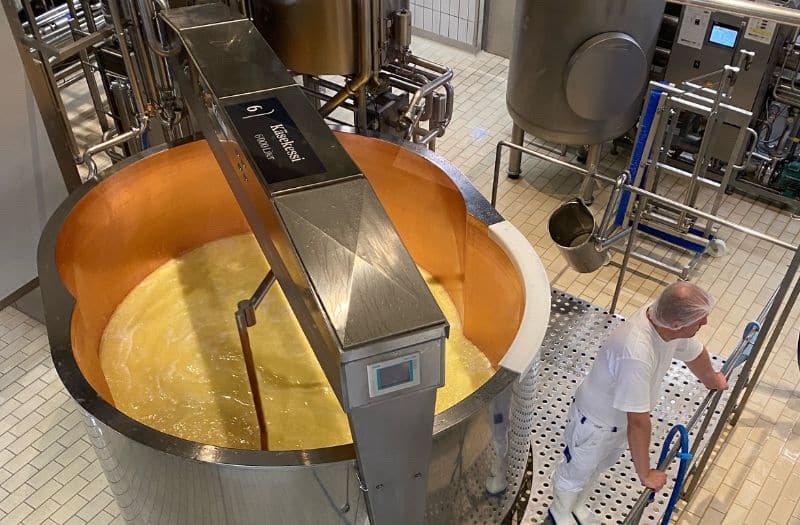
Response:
[0,0,88,190]
[505,123,571,179]
[491,140,590,208]
[294,2,453,148]
[496,63,756,280]
[624,66,755,279]
[2,0,191,188]
[579,143,602,205]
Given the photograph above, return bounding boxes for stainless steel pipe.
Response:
[670,0,800,26]
[82,116,148,180]
[135,0,180,57]
[106,0,146,114]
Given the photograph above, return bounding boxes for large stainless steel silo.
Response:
[506,0,667,146]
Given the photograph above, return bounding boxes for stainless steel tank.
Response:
[250,0,356,75]
[506,0,667,144]
[39,132,551,524]
[250,0,409,76]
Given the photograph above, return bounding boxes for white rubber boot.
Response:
[547,490,579,525]
[572,485,602,525]
[484,456,508,495]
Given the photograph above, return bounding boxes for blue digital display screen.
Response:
[709,24,738,48]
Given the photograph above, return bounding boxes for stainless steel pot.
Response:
[38,132,550,524]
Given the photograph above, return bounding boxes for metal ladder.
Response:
[615,51,757,280]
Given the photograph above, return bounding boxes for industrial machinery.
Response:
[605,61,757,279]
[252,0,454,148]
[162,8,456,522]
[736,22,800,210]
[34,5,550,525]
[1,0,454,192]
[18,0,800,524]
[39,132,550,524]
[0,0,539,521]
[664,4,785,159]
[500,1,800,278]
[656,1,800,212]
[504,0,667,202]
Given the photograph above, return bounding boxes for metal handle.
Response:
[731,127,759,170]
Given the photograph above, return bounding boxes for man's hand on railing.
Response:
[705,371,728,391]
[642,469,667,491]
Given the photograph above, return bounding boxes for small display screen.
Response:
[709,23,738,48]
[377,361,413,390]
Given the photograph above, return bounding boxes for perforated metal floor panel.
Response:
[518,290,738,525]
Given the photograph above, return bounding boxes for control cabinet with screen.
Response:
[367,353,421,397]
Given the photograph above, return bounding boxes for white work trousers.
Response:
[551,404,628,493]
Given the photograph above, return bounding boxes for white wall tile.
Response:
[458,17,468,43]
[449,0,459,16]
[423,7,433,32]
[468,0,476,22]
[459,0,469,19]
[448,14,459,39]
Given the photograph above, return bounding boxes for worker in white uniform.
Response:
[548,282,728,525]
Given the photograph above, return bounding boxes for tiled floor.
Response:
[2,35,800,524]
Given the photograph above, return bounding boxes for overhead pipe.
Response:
[82,116,149,180]
[370,0,381,83]
[670,0,800,26]
[126,0,161,105]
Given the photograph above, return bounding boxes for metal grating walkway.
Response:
[519,290,741,525]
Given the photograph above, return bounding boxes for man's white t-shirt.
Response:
[573,307,704,429]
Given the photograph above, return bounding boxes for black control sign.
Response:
[227,98,325,185]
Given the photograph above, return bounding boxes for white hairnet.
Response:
[649,281,714,330]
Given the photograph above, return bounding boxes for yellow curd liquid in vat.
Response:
[99,233,494,451]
